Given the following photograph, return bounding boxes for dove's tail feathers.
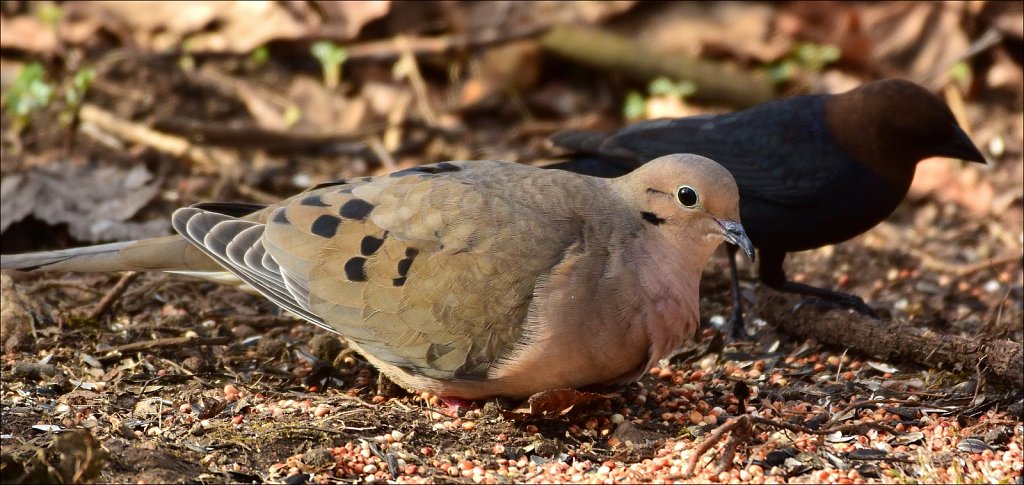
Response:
[0,235,221,273]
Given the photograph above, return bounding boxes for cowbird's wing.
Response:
[553,96,839,208]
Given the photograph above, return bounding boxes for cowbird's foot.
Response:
[786,285,880,319]
[770,279,880,318]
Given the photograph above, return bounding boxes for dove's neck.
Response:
[627,229,713,365]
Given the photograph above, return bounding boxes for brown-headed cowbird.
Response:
[2,156,753,399]
[546,79,986,337]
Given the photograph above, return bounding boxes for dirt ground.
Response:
[1,2,1022,483]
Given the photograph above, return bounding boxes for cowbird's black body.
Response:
[548,79,985,334]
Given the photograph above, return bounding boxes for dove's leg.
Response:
[758,250,879,318]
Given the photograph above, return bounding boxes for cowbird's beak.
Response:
[719,220,754,261]
[940,124,986,164]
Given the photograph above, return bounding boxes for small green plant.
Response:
[60,66,96,125]
[949,61,971,89]
[3,63,55,132]
[311,40,348,89]
[250,46,270,67]
[622,91,646,120]
[36,3,62,27]
[622,77,697,121]
[178,37,196,72]
[792,42,841,72]
[648,77,697,99]
[765,42,842,84]
[283,104,302,128]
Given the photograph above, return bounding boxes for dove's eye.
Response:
[676,186,700,207]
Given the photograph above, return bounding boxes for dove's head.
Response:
[614,153,754,260]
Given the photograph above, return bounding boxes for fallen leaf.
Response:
[516,388,610,417]
[0,161,167,242]
[0,16,59,55]
[59,1,367,53]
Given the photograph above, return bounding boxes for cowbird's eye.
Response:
[676,186,700,207]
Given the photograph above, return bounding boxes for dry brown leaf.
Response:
[314,0,392,40]
[0,161,167,242]
[456,40,542,110]
[779,2,974,86]
[776,1,872,68]
[57,1,385,53]
[629,2,792,63]
[287,76,368,135]
[512,388,610,417]
[0,16,59,55]
[908,158,994,215]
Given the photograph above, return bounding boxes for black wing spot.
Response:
[300,195,329,207]
[389,163,462,178]
[641,212,665,225]
[405,248,419,258]
[340,199,374,220]
[191,202,266,217]
[344,257,368,282]
[311,215,342,238]
[309,179,348,191]
[360,235,385,256]
[434,162,461,172]
[392,277,407,287]
[271,209,290,224]
[397,258,413,277]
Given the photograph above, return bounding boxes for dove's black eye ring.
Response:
[676,185,700,207]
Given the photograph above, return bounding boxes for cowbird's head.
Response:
[612,153,754,261]
[828,79,986,186]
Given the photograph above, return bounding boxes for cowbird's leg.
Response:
[758,250,880,318]
[725,244,748,340]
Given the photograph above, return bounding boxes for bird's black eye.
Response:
[676,185,700,207]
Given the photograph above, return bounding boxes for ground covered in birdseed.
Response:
[1,2,1022,484]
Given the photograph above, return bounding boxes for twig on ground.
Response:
[759,291,1024,387]
[540,26,775,108]
[78,104,235,173]
[108,336,232,354]
[342,26,549,62]
[681,416,751,478]
[87,271,139,320]
[678,413,903,478]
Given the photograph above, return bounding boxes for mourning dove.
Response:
[1,155,752,399]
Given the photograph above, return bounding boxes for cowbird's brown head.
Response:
[826,79,985,188]
[612,153,754,261]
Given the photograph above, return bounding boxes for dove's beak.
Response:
[718,220,755,261]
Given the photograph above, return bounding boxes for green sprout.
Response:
[60,66,96,125]
[178,37,196,72]
[648,77,697,99]
[622,91,646,120]
[949,61,971,89]
[311,41,348,89]
[2,62,55,132]
[765,42,841,85]
[36,3,62,27]
[792,42,841,72]
[250,46,270,68]
[283,104,302,128]
[622,77,697,121]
